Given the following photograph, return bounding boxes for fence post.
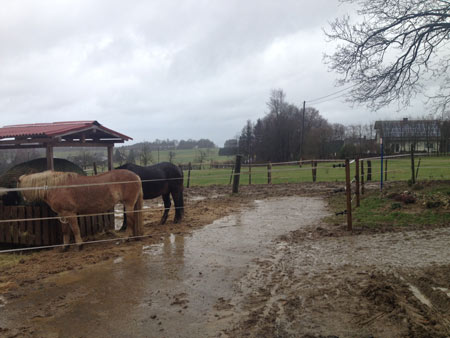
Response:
[410,144,415,184]
[345,159,353,231]
[311,161,317,182]
[367,160,372,181]
[384,159,388,181]
[249,160,252,185]
[267,162,272,184]
[361,160,365,195]
[232,155,242,193]
[355,158,360,207]
[415,158,421,180]
[93,162,98,175]
[229,166,234,185]
[187,162,192,188]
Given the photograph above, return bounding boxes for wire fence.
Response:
[0,154,448,253]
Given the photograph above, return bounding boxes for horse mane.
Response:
[19,171,80,201]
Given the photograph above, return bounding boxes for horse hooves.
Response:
[60,246,69,253]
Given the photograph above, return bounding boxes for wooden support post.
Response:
[46,144,54,170]
[345,159,353,231]
[355,158,360,207]
[415,158,421,180]
[367,160,372,181]
[267,162,272,184]
[361,160,365,195]
[107,145,114,171]
[312,161,317,182]
[93,162,98,175]
[410,144,416,184]
[384,159,388,181]
[187,162,192,188]
[232,155,242,194]
[249,160,252,185]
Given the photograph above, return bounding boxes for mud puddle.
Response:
[0,196,326,338]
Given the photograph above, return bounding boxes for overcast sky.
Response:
[0,0,431,146]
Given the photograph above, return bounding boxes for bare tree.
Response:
[325,0,450,112]
[168,151,176,163]
[194,150,209,169]
[139,142,153,166]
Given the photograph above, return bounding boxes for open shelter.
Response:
[0,120,132,170]
[0,121,132,247]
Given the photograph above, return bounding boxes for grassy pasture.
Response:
[184,155,450,187]
[326,180,450,228]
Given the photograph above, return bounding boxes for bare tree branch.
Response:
[325,0,450,111]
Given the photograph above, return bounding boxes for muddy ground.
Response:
[0,182,450,337]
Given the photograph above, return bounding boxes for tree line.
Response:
[228,89,377,163]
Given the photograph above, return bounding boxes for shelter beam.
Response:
[46,144,54,170]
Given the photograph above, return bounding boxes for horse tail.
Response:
[134,184,144,236]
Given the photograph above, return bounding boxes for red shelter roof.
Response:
[0,121,131,141]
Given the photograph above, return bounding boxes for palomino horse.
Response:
[116,162,184,227]
[18,170,144,250]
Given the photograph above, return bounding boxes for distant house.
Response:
[374,118,441,153]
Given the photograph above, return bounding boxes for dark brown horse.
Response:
[18,170,144,250]
[116,162,184,226]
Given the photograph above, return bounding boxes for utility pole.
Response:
[300,100,306,160]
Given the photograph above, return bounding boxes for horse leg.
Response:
[160,194,171,225]
[67,216,84,250]
[124,203,136,238]
[119,204,128,232]
[60,222,71,252]
[172,190,184,223]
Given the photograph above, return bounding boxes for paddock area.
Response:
[1,183,449,337]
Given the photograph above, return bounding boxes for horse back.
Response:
[46,170,142,213]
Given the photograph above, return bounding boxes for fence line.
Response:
[2,160,448,193]
[0,233,159,254]
[0,162,347,193]
[0,205,188,224]
[359,153,430,161]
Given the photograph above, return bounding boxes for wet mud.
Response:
[0,183,450,337]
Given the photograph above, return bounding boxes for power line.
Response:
[306,84,357,104]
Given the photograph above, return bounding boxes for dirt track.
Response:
[1,183,450,337]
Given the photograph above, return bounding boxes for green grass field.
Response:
[184,155,450,187]
[325,180,450,228]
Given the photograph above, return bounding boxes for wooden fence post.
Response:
[361,160,365,195]
[410,144,416,184]
[345,159,353,231]
[93,162,98,175]
[249,160,252,185]
[355,158,360,207]
[267,162,272,184]
[187,162,192,188]
[415,158,421,180]
[367,160,372,181]
[312,161,317,182]
[232,155,242,193]
[229,166,234,185]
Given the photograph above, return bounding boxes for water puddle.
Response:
[189,194,225,201]
[0,196,326,338]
